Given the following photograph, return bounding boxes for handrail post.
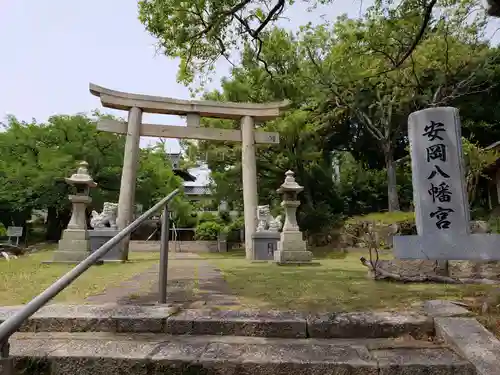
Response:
[0,188,180,344]
[0,340,9,358]
[0,340,12,375]
[158,204,170,304]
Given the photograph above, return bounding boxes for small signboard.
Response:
[7,226,23,237]
[7,226,23,246]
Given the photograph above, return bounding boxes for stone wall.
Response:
[130,240,224,253]
[339,220,415,249]
[339,217,490,249]
[372,259,500,280]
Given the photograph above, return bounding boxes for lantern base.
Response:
[274,231,313,264]
[51,229,91,263]
[274,250,313,263]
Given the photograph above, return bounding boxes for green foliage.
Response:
[197,212,221,225]
[346,211,415,225]
[218,210,232,225]
[176,0,500,237]
[173,201,199,228]
[227,216,244,232]
[0,223,6,237]
[462,137,500,206]
[195,221,223,240]
[0,113,182,241]
[137,0,486,91]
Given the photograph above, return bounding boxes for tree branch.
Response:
[393,0,438,68]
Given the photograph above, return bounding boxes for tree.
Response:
[0,113,184,244]
[0,113,124,240]
[301,1,498,211]
[462,138,500,206]
[137,0,463,86]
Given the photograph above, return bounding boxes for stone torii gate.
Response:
[89,83,289,260]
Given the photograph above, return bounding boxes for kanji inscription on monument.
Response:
[393,107,500,260]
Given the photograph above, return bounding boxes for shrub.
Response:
[195,221,223,240]
[346,211,415,225]
[219,210,232,224]
[198,212,222,225]
[340,211,416,248]
[228,216,244,232]
[0,223,6,237]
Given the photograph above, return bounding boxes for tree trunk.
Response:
[383,144,400,212]
[45,207,70,242]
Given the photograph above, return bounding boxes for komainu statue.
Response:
[90,202,118,230]
[256,205,283,232]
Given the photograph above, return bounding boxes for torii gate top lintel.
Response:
[89,83,290,121]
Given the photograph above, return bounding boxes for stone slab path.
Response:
[86,253,240,309]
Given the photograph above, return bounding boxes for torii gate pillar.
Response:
[116,106,142,260]
[241,116,258,260]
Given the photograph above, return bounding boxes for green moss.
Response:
[346,211,415,225]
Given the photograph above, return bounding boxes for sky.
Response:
[1,1,498,153]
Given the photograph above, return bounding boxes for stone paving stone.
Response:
[217,342,379,375]
[372,348,476,375]
[149,339,209,375]
[435,317,500,375]
[9,337,67,375]
[85,252,241,309]
[8,332,477,375]
[424,300,474,318]
[48,337,158,375]
[308,311,434,339]
[0,304,178,334]
[109,304,176,333]
[166,309,307,338]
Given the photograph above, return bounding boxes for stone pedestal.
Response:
[52,195,92,263]
[52,229,91,263]
[274,231,312,264]
[89,229,123,262]
[253,231,280,261]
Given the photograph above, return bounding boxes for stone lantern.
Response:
[51,161,97,263]
[273,170,313,264]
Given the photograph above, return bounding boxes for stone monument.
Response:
[273,170,313,264]
[394,107,500,260]
[88,202,123,262]
[51,161,97,263]
[252,205,282,261]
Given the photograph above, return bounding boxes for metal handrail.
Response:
[0,188,180,347]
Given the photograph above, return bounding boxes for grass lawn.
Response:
[201,250,499,324]
[0,248,160,306]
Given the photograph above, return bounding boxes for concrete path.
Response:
[86,253,240,309]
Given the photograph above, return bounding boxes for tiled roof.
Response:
[184,186,211,195]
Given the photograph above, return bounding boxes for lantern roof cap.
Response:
[65,161,97,187]
[277,170,303,193]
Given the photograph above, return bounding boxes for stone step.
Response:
[0,304,434,339]
[7,331,475,375]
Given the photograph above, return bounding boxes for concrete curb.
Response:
[434,316,500,375]
[9,332,475,375]
[0,304,433,339]
[424,299,500,375]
